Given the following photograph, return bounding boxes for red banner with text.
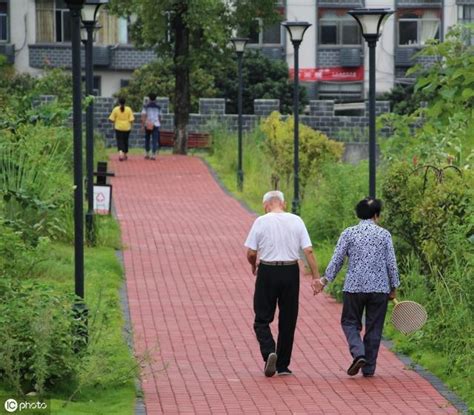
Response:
[289,66,364,82]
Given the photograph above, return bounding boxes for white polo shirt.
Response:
[244,212,312,261]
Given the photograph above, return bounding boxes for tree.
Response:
[109,0,278,154]
[214,50,308,115]
[379,26,474,167]
[115,50,308,116]
[114,58,216,112]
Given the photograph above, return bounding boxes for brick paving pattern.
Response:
[112,154,458,415]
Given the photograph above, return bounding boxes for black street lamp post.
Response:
[348,9,393,198]
[65,0,87,342]
[81,0,108,245]
[230,37,249,192]
[282,21,311,215]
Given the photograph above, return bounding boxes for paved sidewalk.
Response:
[111,154,457,415]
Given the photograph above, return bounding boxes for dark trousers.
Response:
[341,292,389,375]
[115,130,130,153]
[145,127,160,154]
[253,263,299,371]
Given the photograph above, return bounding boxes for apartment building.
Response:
[1,0,155,96]
[0,0,472,99]
[249,0,471,100]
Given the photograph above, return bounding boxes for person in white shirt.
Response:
[244,190,321,377]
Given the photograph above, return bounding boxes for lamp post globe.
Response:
[348,8,393,198]
[282,21,311,215]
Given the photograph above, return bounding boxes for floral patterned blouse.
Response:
[324,220,400,293]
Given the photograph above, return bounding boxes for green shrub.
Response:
[303,162,368,243]
[0,125,73,244]
[0,66,71,129]
[260,112,344,196]
[0,282,79,396]
[382,161,473,276]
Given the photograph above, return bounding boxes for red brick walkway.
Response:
[111,154,457,415]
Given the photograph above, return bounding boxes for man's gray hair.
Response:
[262,190,284,204]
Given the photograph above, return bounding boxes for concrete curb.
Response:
[112,203,147,415]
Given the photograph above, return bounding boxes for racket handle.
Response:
[392,298,399,305]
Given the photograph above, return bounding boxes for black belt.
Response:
[259,260,298,266]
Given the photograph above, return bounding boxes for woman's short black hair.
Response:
[148,93,157,101]
[118,97,126,105]
[355,197,382,219]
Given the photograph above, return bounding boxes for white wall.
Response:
[443,0,458,36]
[363,0,396,96]
[11,0,40,75]
[97,70,132,98]
[284,2,317,70]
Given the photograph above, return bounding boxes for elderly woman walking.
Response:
[313,197,400,377]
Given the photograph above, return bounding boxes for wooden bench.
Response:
[160,131,211,148]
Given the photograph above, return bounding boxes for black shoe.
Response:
[347,356,366,376]
[362,372,374,378]
[264,353,277,377]
[277,368,293,376]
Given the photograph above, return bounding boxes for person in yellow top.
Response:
[108,98,135,161]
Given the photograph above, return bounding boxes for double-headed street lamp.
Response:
[65,0,87,341]
[282,21,311,215]
[348,9,393,198]
[81,0,108,245]
[230,37,249,192]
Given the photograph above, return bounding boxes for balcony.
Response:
[318,0,364,8]
[29,44,155,71]
[396,0,442,7]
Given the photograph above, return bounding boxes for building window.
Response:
[398,11,440,46]
[82,75,101,96]
[0,0,8,42]
[36,1,123,45]
[458,5,474,23]
[55,0,71,42]
[248,18,282,46]
[458,5,474,44]
[319,11,361,46]
[117,17,130,44]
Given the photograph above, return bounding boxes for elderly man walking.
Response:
[245,191,321,377]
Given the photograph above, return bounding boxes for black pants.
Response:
[116,130,130,153]
[341,292,389,375]
[253,263,299,371]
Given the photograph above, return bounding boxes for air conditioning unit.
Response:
[0,44,15,64]
[395,48,418,67]
[93,46,111,67]
[261,47,284,60]
[340,48,362,67]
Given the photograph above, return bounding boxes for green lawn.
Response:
[0,216,137,415]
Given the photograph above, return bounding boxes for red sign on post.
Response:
[289,66,364,82]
